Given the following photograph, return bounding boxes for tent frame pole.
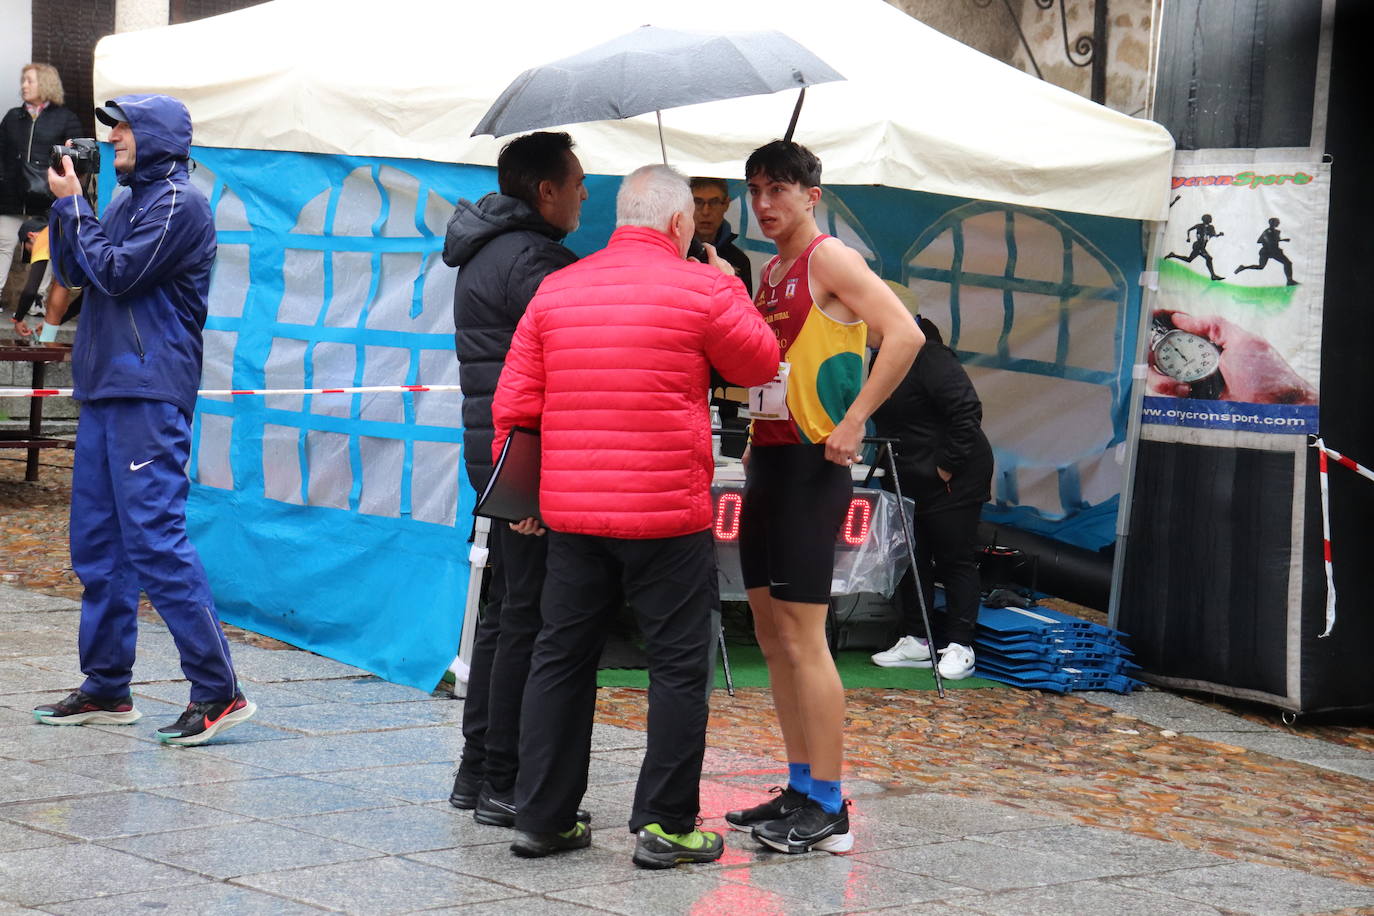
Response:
[1107,220,1168,630]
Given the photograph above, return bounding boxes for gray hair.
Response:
[615,165,692,230]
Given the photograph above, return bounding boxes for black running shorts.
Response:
[739,443,853,605]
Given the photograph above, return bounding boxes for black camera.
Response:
[50,138,101,177]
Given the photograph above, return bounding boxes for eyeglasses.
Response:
[693,197,729,210]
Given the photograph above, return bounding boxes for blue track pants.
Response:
[71,398,237,702]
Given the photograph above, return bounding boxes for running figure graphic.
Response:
[1163,213,1224,281]
[1235,217,1298,286]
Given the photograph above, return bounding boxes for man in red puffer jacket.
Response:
[492,164,778,868]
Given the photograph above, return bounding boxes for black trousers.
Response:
[457,524,548,787]
[897,500,983,648]
[482,524,548,792]
[515,529,716,835]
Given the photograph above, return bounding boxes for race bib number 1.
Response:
[748,362,791,421]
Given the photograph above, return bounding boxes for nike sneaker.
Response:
[33,690,141,726]
[724,785,807,831]
[752,798,853,854]
[156,690,256,746]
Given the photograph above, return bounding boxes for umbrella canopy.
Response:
[471,25,843,141]
[90,0,1175,221]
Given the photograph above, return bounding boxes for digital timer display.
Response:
[710,485,875,548]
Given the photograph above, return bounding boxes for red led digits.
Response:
[714,491,742,541]
[841,497,872,546]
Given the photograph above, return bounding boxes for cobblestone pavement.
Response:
[3,450,1372,914]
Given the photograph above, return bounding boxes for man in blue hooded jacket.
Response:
[32,94,255,746]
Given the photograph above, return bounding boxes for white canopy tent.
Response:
[92,0,1173,221]
[82,0,1175,688]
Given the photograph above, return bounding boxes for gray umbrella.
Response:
[471,25,844,162]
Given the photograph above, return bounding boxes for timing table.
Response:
[0,340,74,481]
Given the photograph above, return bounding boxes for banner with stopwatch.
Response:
[1143,162,1328,435]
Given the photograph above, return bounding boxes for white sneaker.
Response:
[936,643,976,680]
[871,635,932,668]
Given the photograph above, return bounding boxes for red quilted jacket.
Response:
[492,225,779,538]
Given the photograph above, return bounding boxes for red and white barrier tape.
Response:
[1310,438,1374,638]
[0,384,463,398]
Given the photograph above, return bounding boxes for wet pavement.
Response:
[2,451,1373,914]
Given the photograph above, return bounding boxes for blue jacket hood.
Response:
[108,94,192,186]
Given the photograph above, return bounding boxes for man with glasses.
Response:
[690,177,752,294]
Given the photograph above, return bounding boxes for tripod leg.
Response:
[718,625,735,697]
[884,442,945,698]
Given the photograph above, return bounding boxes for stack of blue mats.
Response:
[973,603,1142,694]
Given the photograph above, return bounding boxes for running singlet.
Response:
[750,235,866,446]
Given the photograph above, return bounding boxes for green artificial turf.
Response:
[596,644,1003,689]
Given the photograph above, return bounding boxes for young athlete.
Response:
[727,140,921,854]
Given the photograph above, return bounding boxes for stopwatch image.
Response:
[1150,314,1224,400]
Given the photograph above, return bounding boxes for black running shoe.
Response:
[752,798,853,854]
[156,691,256,746]
[510,821,591,858]
[632,822,724,869]
[474,786,518,827]
[449,767,481,810]
[474,784,591,829]
[723,785,807,832]
[33,690,141,726]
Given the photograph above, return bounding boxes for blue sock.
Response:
[809,778,843,814]
[787,762,812,795]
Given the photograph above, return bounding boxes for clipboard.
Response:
[474,426,541,522]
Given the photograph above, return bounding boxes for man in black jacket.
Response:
[442,131,586,825]
[869,316,993,681]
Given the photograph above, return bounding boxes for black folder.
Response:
[474,426,541,522]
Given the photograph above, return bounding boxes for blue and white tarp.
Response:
[161,149,1143,689]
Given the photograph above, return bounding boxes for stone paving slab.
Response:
[192,725,460,773]
[968,824,1231,875]
[0,819,66,853]
[425,899,620,915]
[1187,729,1372,761]
[872,792,1075,836]
[100,819,381,881]
[36,747,280,789]
[0,842,197,907]
[409,841,661,896]
[273,803,498,855]
[853,838,1125,891]
[1113,861,1374,915]
[0,758,123,805]
[550,872,833,915]
[716,852,978,909]
[0,790,246,841]
[255,699,463,736]
[952,879,1228,916]
[304,762,459,804]
[1086,689,1274,734]
[149,774,402,820]
[0,584,76,612]
[287,676,439,705]
[41,882,330,915]
[0,722,152,760]
[232,854,522,913]
[21,652,190,685]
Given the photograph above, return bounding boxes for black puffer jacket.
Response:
[443,192,576,492]
[872,317,993,513]
[0,103,84,217]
